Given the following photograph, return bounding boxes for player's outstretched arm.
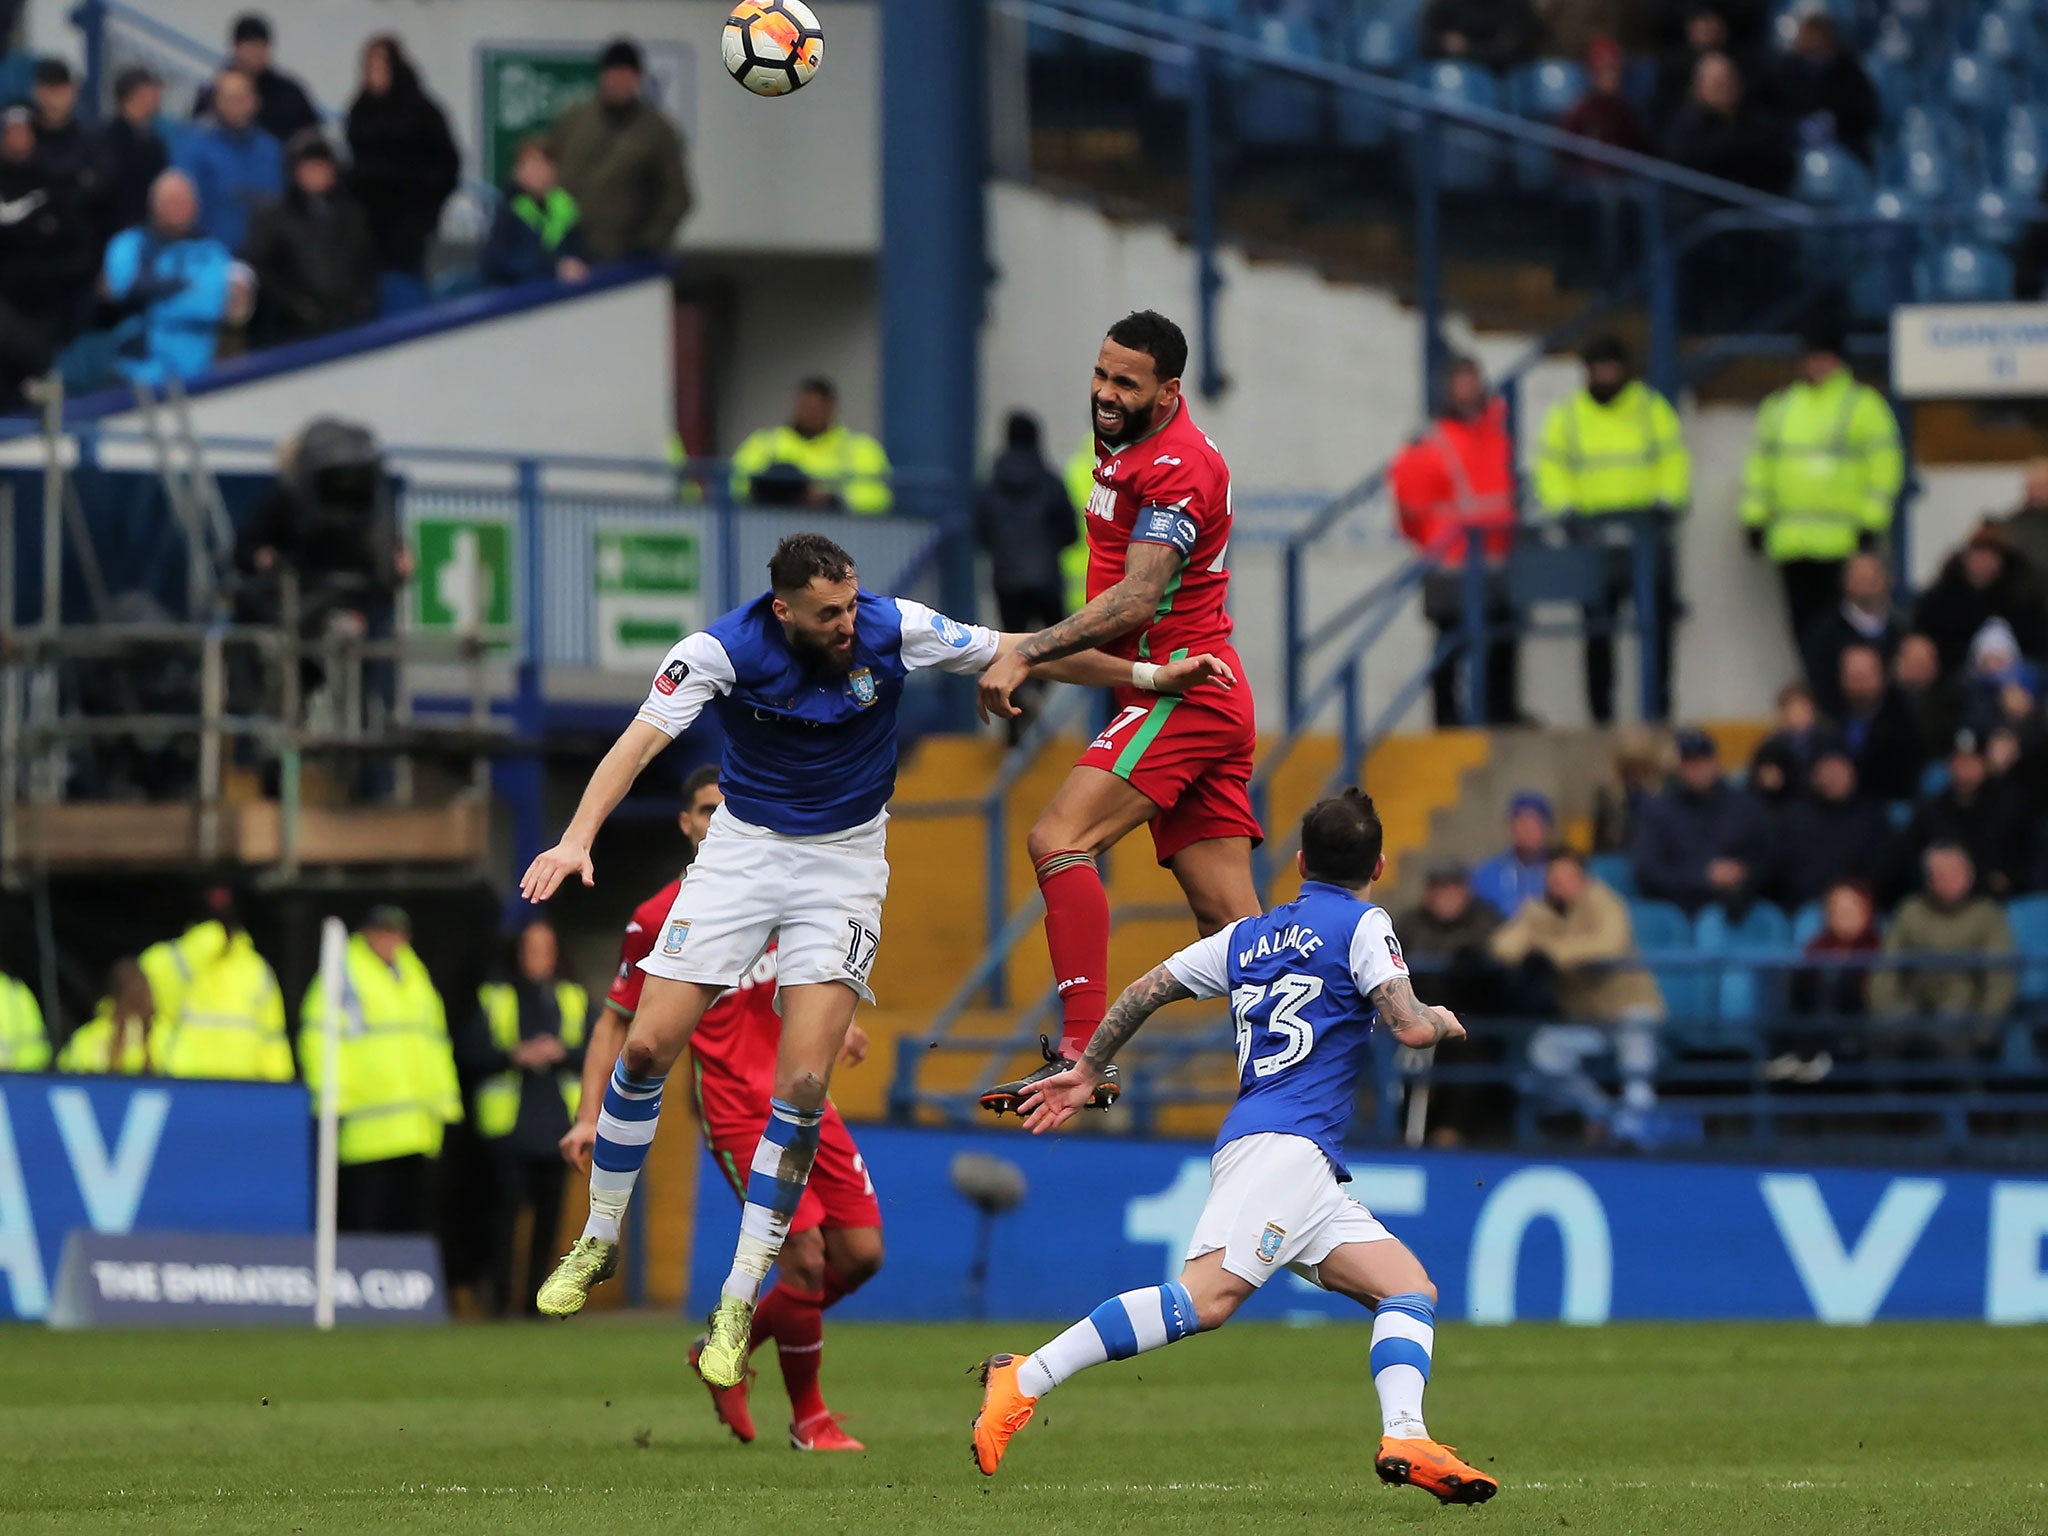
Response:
[976,637,1235,721]
[1368,976,1466,1050]
[519,720,670,902]
[1019,961,1194,1134]
[978,541,1181,715]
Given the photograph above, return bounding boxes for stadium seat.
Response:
[1977,9,2037,67]
[1895,143,1956,202]
[1412,62,1501,191]
[1588,852,1635,898]
[1236,23,1323,147]
[1795,144,1870,203]
[1353,0,1422,74]
[1948,54,2009,120]
[1919,761,1952,797]
[1974,189,2022,245]
[2007,894,2048,1004]
[1917,241,2016,301]
[1507,60,1585,188]
[1630,899,1709,1021]
[1791,900,1826,948]
[1850,191,1919,320]
[1696,903,1795,1029]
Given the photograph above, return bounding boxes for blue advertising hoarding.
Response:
[0,1074,311,1321]
[690,1124,2048,1325]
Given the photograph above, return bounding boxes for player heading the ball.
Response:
[971,788,1498,1508]
[521,533,1234,1387]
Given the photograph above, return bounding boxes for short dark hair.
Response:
[1105,310,1188,384]
[1299,788,1384,887]
[1547,845,1585,870]
[797,376,836,401]
[768,533,855,592]
[231,12,272,44]
[682,764,721,802]
[113,65,161,103]
[1581,333,1631,370]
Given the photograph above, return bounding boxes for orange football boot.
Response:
[969,1354,1039,1475]
[688,1332,757,1444]
[1375,1436,1499,1505]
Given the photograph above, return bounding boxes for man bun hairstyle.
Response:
[768,533,856,593]
[1106,310,1188,385]
[1300,787,1384,887]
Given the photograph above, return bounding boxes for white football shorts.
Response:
[638,804,889,1003]
[1185,1131,1394,1287]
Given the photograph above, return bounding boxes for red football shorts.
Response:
[1077,648,1264,865]
[692,1062,881,1233]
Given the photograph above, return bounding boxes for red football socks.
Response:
[1036,848,1109,1060]
[749,1279,827,1423]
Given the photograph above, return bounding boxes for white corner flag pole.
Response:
[313,916,346,1331]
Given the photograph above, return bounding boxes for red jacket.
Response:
[1390,398,1517,565]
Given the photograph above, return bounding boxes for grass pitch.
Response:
[3,1319,2043,1535]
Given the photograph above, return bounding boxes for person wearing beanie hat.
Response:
[1741,312,1902,647]
[1913,523,2048,682]
[241,126,377,344]
[1470,791,1556,918]
[549,34,693,261]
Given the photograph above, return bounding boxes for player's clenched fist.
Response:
[521,840,595,902]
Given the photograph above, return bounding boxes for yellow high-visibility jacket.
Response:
[0,975,49,1072]
[1741,369,1903,561]
[300,936,460,1165]
[143,923,293,1081]
[472,980,588,1139]
[730,422,893,513]
[1535,382,1690,516]
[57,1002,151,1075]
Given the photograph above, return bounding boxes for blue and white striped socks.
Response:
[583,1060,667,1244]
[721,1097,824,1306]
[1371,1291,1435,1439]
[1017,1282,1199,1397]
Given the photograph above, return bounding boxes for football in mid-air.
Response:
[723,0,824,96]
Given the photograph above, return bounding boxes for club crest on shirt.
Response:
[1386,933,1406,972]
[654,658,689,696]
[1256,1222,1287,1264]
[849,666,877,707]
[929,613,973,648]
[661,919,690,955]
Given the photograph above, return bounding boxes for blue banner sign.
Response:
[46,1232,444,1328]
[0,1075,311,1321]
[689,1125,2048,1324]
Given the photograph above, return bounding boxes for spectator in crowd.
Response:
[1534,334,1688,723]
[27,57,92,189]
[1632,726,1773,913]
[1490,849,1664,1144]
[0,106,89,410]
[1745,735,1799,820]
[1887,730,2033,903]
[301,906,460,1236]
[1742,325,1902,646]
[1392,354,1521,727]
[552,37,692,262]
[345,34,460,314]
[1914,526,2048,681]
[1663,51,1791,193]
[1654,5,1755,129]
[1540,2,1648,64]
[1397,859,1507,1017]
[1766,2,1878,164]
[1420,0,1541,71]
[1775,745,1890,910]
[1869,842,2016,1050]
[100,170,255,386]
[139,889,293,1080]
[976,411,1078,739]
[0,965,49,1072]
[92,66,169,245]
[194,13,319,145]
[1471,791,1554,918]
[480,135,589,288]
[175,67,284,253]
[1591,725,1665,853]
[1892,631,1960,763]
[730,377,893,513]
[1789,877,1881,1018]
[1835,641,1924,801]
[458,918,587,1319]
[1753,679,1838,789]
[242,130,377,346]
[1960,617,2041,738]
[1558,37,1654,162]
[1993,457,2048,577]
[1801,551,1897,718]
[56,960,153,1075]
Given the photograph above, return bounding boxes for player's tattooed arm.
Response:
[1014,541,1182,665]
[1368,976,1467,1049]
[1080,962,1195,1073]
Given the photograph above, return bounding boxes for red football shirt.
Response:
[1083,398,1236,661]
[607,879,780,1090]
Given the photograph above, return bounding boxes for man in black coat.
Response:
[1775,747,1891,910]
[1835,642,1925,801]
[0,106,90,409]
[1632,727,1776,914]
[1801,551,1899,718]
[195,14,320,144]
[1884,730,2034,903]
[975,411,1079,738]
[1913,526,2048,680]
[91,67,170,246]
[241,131,378,345]
[1766,8,1879,164]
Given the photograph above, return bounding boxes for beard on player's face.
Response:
[789,622,857,674]
[1091,386,1161,447]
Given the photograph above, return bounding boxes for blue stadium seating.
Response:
[1916,240,2016,300]
[1588,852,1635,898]
[1352,0,1422,72]
[1508,60,1586,189]
[1236,19,1322,145]
[1919,760,1953,797]
[1412,62,1500,190]
[1791,900,1827,947]
[1630,899,1710,1020]
[0,52,31,107]
[1948,54,2010,121]
[1696,903,1796,1029]
[1795,144,1871,203]
[1976,8,2037,66]
[1894,143,1958,201]
[1973,189,2023,245]
[1850,190,1919,319]
[2009,894,2048,1004]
